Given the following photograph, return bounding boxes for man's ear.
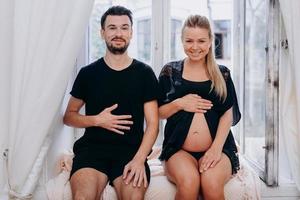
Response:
[100,28,104,39]
[129,27,133,39]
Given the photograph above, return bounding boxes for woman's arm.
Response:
[211,107,233,151]
[199,107,233,172]
[158,98,182,119]
[159,94,213,119]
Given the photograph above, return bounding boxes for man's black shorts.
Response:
[70,147,151,186]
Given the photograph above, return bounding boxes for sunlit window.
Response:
[170,19,182,60]
[244,0,267,171]
[137,19,151,63]
[88,0,152,63]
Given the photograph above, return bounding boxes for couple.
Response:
[63,5,241,200]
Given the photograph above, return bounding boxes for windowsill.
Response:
[261,182,300,198]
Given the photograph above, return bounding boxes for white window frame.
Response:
[233,0,279,186]
[76,2,281,186]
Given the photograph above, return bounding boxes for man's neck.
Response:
[104,52,133,71]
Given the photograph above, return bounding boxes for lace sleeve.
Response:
[158,64,176,106]
[219,65,241,126]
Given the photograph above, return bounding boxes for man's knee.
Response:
[127,189,146,200]
[120,185,146,200]
[73,191,96,200]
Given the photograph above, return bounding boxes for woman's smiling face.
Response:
[182,27,212,62]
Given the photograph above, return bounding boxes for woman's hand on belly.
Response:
[176,94,212,113]
[199,146,222,173]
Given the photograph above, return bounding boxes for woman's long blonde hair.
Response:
[182,15,227,101]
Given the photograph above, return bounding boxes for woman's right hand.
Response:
[175,94,213,113]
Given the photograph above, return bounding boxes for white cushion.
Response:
[101,176,176,200]
[46,151,261,200]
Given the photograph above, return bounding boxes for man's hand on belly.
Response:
[93,104,133,134]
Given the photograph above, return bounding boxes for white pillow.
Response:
[101,176,176,200]
[101,156,261,200]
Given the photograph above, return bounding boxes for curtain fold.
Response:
[279,0,300,191]
[0,0,14,197]
[0,0,94,198]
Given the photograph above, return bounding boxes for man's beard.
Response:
[106,38,129,55]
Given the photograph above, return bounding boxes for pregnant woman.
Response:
[158,15,241,200]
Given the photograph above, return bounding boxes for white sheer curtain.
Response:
[279,0,300,190]
[0,0,94,198]
[0,0,13,196]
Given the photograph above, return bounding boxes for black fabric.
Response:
[158,60,241,174]
[70,58,158,182]
[70,146,151,186]
[71,58,159,151]
[184,150,205,161]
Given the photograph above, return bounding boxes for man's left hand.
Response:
[123,158,148,188]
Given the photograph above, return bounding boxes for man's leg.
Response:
[113,176,147,200]
[111,159,150,200]
[70,168,108,200]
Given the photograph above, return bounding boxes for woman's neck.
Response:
[183,57,209,81]
[185,57,206,70]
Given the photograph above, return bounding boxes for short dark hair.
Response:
[101,6,133,29]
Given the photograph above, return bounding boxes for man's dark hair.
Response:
[101,6,133,29]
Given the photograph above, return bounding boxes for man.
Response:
[63,6,159,200]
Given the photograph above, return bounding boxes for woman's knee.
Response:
[176,173,200,192]
[201,175,223,196]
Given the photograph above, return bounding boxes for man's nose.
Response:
[115,28,122,36]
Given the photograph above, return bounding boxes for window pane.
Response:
[89,0,152,64]
[170,0,208,60]
[170,0,232,67]
[244,0,267,170]
[137,19,151,63]
[170,19,182,60]
[214,20,231,62]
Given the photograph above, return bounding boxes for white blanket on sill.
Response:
[45,148,261,200]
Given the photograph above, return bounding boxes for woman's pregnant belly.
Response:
[182,113,212,152]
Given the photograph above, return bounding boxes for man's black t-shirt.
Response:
[70,58,158,152]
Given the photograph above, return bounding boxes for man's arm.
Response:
[134,100,159,161]
[63,96,133,134]
[63,96,96,128]
[123,100,159,187]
